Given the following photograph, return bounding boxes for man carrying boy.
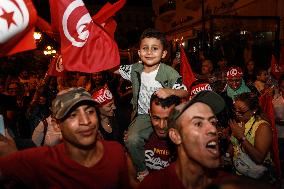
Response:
[117,28,188,181]
[0,87,129,188]
[138,91,227,189]
[128,93,181,188]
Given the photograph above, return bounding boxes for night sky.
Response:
[32,0,152,23]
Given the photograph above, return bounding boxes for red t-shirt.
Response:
[144,133,176,172]
[0,140,129,189]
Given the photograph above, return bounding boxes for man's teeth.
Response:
[206,141,217,148]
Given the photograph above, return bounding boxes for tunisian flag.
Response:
[0,0,37,57]
[49,0,120,73]
[47,54,65,77]
[179,45,196,90]
[259,94,281,178]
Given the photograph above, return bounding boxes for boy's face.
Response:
[138,37,167,69]
[257,71,268,82]
[59,104,99,149]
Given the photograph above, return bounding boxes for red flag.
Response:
[259,94,281,178]
[179,45,196,89]
[270,54,284,80]
[49,0,120,73]
[92,0,126,25]
[36,16,60,42]
[47,54,65,77]
[92,0,126,38]
[0,0,37,57]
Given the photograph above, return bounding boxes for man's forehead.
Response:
[178,102,214,120]
[152,103,175,111]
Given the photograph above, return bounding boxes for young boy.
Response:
[117,28,188,181]
[254,68,269,94]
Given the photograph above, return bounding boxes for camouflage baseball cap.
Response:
[168,90,225,128]
[51,87,97,120]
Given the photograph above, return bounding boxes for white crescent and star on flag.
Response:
[0,0,29,44]
[62,0,92,47]
[55,55,64,72]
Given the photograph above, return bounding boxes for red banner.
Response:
[0,0,37,57]
[179,45,196,89]
[49,0,120,73]
[47,54,65,77]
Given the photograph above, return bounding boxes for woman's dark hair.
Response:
[234,92,269,122]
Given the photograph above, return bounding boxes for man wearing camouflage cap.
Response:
[139,90,234,189]
[0,87,130,189]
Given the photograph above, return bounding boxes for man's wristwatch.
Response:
[239,136,246,143]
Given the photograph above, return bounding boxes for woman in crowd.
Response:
[243,59,257,86]
[228,92,275,182]
[226,66,252,100]
[92,84,121,142]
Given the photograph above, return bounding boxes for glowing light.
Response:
[240,30,247,35]
[43,45,57,56]
[33,32,42,40]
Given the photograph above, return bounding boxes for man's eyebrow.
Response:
[190,115,216,120]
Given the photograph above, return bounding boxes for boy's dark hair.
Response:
[139,28,168,50]
[150,93,181,109]
[255,67,267,77]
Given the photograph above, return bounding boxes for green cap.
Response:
[51,87,97,120]
[168,91,225,128]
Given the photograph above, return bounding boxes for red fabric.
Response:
[190,83,212,97]
[144,133,175,172]
[259,94,281,178]
[49,0,120,73]
[226,66,243,79]
[92,0,125,37]
[0,141,130,188]
[92,84,113,106]
[47,54,65,77]
[270,54,284,80]
[0,0,37,57]
[100,18,117,39]
[36,16,60,42]
[138,163,186,189]
[179,45,196,89]
[92,0,126,25]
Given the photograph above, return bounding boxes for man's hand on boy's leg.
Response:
[155,88,173,99]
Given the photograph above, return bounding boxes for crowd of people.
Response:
[0,28,283,189]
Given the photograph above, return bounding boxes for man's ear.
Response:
[169,128,181,145]
[161,50,167,59]
[51,118,61,132]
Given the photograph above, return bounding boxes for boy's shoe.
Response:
[136,169,149,182]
